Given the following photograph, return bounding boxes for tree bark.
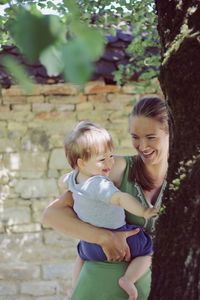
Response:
[150,1,200,299]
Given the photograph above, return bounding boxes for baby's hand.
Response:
[144,207,159,219]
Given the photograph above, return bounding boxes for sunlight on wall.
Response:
[10,153,20,170]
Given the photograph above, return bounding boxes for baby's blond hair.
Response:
[64,121,114,169]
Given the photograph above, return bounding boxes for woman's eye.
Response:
[148,136,156,140]
[131,135,138,139]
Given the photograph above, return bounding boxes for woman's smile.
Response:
[129,115,169,166]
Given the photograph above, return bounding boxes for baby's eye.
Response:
[99,158,105,162]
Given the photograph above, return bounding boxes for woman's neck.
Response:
[146,161,168,188]
[143,162,168,204]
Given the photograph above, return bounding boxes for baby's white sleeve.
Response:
[86,176,119,204]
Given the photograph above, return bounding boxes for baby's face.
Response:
[81,150,114,177]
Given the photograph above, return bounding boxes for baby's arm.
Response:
[111,191,158,219]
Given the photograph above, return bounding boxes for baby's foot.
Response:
[119,276,138,300]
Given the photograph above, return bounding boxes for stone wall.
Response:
[0,81,159,300]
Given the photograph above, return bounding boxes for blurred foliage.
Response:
[0,0,160,87]
[9,11,65,62]
[3,56,35,92]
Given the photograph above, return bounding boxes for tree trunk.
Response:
[150,1,200,299]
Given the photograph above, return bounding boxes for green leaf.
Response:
[63,0,80,17]
[62,39,94,85]
[2,56,35,92]
[71,22,105,60]
[39,43,64,76]
[139,70,157,81]
[9,9,64,62]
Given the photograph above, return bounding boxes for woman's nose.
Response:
[138,139,147,151]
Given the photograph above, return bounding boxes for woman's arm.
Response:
[42,191,106,243]
[41,191,139,261]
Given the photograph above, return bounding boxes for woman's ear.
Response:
[77,158,84,169]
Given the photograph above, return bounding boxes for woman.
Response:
[42,96,171,300]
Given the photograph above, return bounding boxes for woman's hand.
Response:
[42,191,140,263]
[100,228,140,262]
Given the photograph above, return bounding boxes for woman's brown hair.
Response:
[128,96,172,191]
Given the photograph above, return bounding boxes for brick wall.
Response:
[0,80,160,300]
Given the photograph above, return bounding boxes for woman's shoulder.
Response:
[114,155,135,168]
[109,156,126,187]
[114,155,127,168]
[110,155,135,187]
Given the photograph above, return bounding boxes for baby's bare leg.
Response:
[67,255,84,298]
[119,255,152,300]
[72,255,84,287]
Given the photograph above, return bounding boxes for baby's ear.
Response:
[77,158,84,169]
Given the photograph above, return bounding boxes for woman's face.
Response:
[129,115,169,166]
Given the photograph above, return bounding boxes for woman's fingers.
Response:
[124,246,131,262]
[125,228,140,238]
[107,248,129,262]
[102,241,126,261]
[101,229,140,261]
[105,249,122,261]
[101,241,120,261]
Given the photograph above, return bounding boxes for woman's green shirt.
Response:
[71,156,166,300]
